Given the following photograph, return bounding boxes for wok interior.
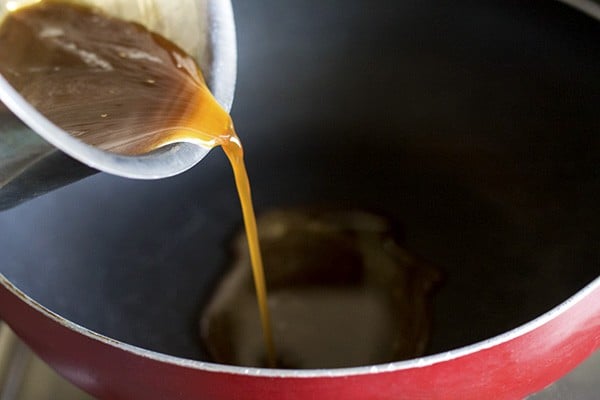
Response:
[0,0,598,362]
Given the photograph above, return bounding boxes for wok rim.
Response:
[1,273,599,378]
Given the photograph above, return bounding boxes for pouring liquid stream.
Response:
[0,1,277,367]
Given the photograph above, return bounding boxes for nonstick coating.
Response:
[0,0,598,362]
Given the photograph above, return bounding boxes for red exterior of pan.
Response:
[1,274,599,400]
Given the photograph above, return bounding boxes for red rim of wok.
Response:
[1,273,599,378]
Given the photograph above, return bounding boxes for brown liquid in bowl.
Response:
[0,1,230,154]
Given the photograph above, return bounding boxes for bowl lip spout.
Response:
[0,0,237,180]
